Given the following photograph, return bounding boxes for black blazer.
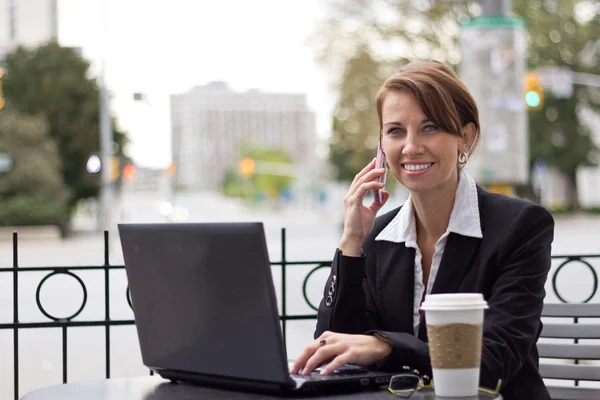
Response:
[315,187,554,400]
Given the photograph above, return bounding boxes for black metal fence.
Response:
[1,229,598,400]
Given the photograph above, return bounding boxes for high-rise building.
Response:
[0,0,58,57]
[170,82,317,191]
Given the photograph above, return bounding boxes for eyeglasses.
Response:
[388,373,502,398]
[387,372,432,398]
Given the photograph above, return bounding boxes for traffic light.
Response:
[239,157,255,178]
[524,72,543,110]
[111,156,120,182]
[166,162,176,177]
[123,164,136,181]
[0,67,5,110]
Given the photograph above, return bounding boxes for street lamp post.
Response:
[457,0,528,191]
[480,0,510,16]
[97,1,114,232]
[98,73,113,232]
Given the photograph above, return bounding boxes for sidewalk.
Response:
[0,225,62,241]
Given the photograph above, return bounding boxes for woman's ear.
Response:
[460,122,477,154]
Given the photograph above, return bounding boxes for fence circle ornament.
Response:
[552,258,598,303]
[36,270,88,321]
[302,263,331,311]
[126,286,133,310]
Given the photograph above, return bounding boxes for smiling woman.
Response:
[291,60,555,400]
[375,60,480,198]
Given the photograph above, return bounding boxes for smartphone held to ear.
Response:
[372,142,387,204]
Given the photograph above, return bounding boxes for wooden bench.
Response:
[538,303,600,399]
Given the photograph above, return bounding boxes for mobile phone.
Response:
[372,142,387,204]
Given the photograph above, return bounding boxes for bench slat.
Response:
[538,343,600,360]
[539,363,600,381]
[541,323,600,339]
[546,385,600,400]
[542,303,600,318]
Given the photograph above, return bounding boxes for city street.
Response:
[1,191,599,398]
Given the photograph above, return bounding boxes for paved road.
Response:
[1,191,599,398]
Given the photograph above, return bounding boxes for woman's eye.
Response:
[387,127,405,136]
[424,125,439,133]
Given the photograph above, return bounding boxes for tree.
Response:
[313,1,471,182]
[1,42,128,209]
[310,1,471,74]
[315,0,600,208]
[220,140,295,203]
[246,147,294,199]
[513,0,600,209]
[328,44,387,181]
[0,108,71,234]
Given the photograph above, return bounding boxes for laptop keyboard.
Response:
[290,367,370,381]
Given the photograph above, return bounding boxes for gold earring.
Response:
[458,152,468,167]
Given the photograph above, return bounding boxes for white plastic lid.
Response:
[420,293,488,311]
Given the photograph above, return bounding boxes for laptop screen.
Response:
[119,222,291,385]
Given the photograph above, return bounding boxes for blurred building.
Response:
[124,167,169,193]
[0,0,58,57]
[536,109,600,210]
[170,81,317,190]
[578,110,600,209]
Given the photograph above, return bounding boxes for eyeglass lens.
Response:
[389,374,421,397]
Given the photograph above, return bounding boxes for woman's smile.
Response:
[401,162,434,175]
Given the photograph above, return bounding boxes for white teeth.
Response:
[403,163,432,171]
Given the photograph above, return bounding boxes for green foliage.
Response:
[311,1,471,72]
[221,167,252,198]
[315,1,471,183]
[316,0,600,209]
[220,141,295,203]
[0,109,70,232]
[246,147,294,199]
[514,0,600,208]
[1,42,128,208]
[0,195,69,228]
[528,94,597,177]
[328,44,385,181]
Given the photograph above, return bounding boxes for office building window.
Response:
[51,0,58,39]
[9,0,15,40]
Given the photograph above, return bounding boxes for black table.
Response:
[21,376,503,400]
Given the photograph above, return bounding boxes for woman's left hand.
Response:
[289,331,392,376]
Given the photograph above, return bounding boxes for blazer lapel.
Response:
[417,234,481,340]
[377,241,415,334]
[431,233,481,295]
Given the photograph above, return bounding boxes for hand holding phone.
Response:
[372,142,387,204]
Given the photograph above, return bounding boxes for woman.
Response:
[290,60,554,399]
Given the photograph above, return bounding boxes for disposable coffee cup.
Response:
[420,293,488,397]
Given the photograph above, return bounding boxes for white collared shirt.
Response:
[375,170,483,336]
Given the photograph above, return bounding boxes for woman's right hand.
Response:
[339,158,389,256]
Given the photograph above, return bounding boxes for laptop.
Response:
[118,222,396,393]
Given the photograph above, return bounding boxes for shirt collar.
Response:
[375,169,483,243]
[376,193,416,245]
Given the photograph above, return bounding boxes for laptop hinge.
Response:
[154,368,295,393]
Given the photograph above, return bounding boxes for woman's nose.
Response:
[402,133,422,157]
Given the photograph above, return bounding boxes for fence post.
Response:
[104,230,111,378]
[281,228,287,348]
[62,326,68,383]
[13,231,19,400]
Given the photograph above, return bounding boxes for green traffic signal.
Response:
[525,91,541,108]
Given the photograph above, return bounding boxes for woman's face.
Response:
[380,90,468,196]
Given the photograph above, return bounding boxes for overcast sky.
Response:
[58,0,334,168]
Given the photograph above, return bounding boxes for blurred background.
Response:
[0,0,599,397]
